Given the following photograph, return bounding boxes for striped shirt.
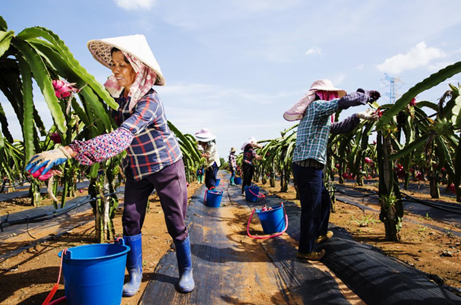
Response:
[70,89,182,181]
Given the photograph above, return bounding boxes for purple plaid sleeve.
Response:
[69,127,133,165]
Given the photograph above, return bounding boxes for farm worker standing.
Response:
[284,79,380,261]
[197,165,205,184]
[241,137,263,195]
[195,128,220,189]
[228,147,237,186]
[25,34,194,295]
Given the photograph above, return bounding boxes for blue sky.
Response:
[2,0,461,157]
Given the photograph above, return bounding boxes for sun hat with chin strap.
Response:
[283,79,347,121]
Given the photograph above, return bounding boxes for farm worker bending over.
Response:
[241,137,263,195]
[25,34,194,295]
[228,147,237,186]
[284,79,380,261]
[195,128,220,189]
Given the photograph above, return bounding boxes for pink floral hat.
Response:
[195,128,216,142]
[283,79,347,121]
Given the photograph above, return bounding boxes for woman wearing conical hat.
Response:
[26,34,194,295]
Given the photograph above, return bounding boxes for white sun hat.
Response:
[283,79,347,121]
[195,128,216,142]
[241,136,257,151]
[87,34,165,86]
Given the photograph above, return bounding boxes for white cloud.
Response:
[428,61,455,72]
[113,0,157,10]
[356,64,365,70]
[377,42,447,74]
[305,47,322,56]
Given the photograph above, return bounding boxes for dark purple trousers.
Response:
[122,159,189,242]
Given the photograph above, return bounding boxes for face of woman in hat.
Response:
[110,50,137,92]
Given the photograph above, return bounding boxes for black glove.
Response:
[356,88,380,103]
[369,90,381,102]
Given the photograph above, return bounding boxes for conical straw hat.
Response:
[87,34,165,86]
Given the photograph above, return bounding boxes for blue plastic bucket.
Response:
[215,179,221,186]
[256,204,286,234]
[205,189,223,207]
[245,185,260,202]
[234,177,242,185]
[58,239,130,305]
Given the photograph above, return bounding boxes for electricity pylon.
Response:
[382,73,404,103]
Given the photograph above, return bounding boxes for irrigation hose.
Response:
[335,185,461,215]
[0,190,124,228]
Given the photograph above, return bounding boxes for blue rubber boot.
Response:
[230,177,235,186]
[174,237,195,293]
[123,233,143,297]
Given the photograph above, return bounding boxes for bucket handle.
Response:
[203,189,208,203]
[112,237,125,246]
[204,187,223,204]
[247,203,288,239]
[42,248,68,305]
[62,248,71,259]
[248,187,266,199]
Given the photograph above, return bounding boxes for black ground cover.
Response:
[140,174,349,304]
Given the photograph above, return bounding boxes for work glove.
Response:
[25,146,72,176]
[357,109,380,121]
[356,89,381,103]
[368,90,381,103]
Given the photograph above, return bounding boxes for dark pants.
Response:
[205,162,219,189]
[242,162,254,194]
[292,163,331,253]
[123,159,189,242]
